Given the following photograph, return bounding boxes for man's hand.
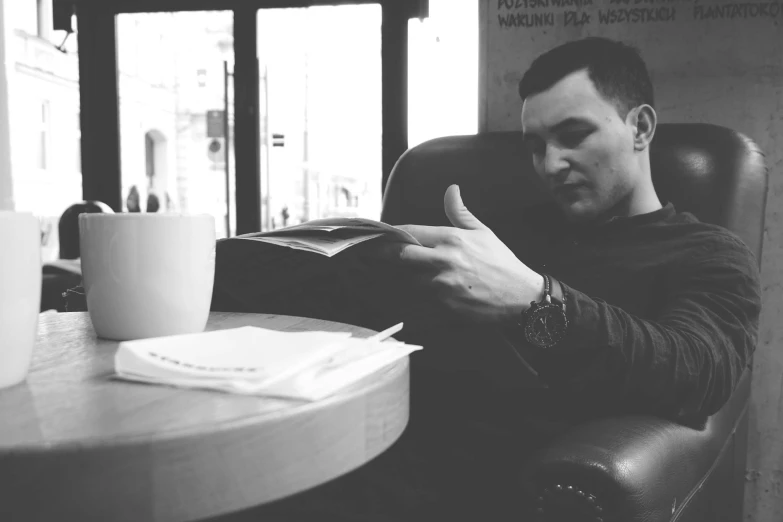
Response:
[384,184,545,324]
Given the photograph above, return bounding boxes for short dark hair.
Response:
[518,37,654,117]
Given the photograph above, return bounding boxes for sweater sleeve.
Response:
[526,232,762,422]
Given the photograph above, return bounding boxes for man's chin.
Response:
[557,200,601,224]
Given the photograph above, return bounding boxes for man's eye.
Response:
[559,131,590,148]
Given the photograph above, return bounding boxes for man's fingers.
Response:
[396,224,459,248]
[368,240,449,267]
[358,240,404,261]
[397,243,450,266]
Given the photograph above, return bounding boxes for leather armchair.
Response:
[380,124,768,522]
[41,200,113,312]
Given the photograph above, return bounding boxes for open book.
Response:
[237,217,421,257]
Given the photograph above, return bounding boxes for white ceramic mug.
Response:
[79,213,216,341]
[0,212,42,389]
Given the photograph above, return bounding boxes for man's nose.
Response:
[543,145,569,177]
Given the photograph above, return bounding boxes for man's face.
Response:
[521,69,641,223]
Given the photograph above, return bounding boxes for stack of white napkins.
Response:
[114,325,420,401]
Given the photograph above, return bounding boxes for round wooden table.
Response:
[0,312,410,522]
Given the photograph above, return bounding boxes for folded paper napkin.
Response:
[114,326,420,401]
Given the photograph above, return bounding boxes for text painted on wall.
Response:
[496,0,783,28]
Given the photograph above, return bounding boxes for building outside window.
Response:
[6,1,81,261]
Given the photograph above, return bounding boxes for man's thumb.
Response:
[444,184,486,230]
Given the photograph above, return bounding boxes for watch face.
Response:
[524,303,568,348]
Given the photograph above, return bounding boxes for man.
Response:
[224,37,761,521]
[381,36,761,425]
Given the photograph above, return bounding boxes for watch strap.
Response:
[520,273,568,349]
[548,275,566,312]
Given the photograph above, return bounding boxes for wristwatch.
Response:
[517,274,568,349]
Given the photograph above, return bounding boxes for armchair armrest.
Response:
[521,369,751,522]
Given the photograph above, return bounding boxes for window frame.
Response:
[73,0,424,234]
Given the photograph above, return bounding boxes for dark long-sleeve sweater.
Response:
[490,201,762,426]
[211,201,762,428]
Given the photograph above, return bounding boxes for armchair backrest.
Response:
[381,124,768,263]
[58,200,114,260]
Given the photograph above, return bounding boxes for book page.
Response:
[236,217,421,256]
[242,232,385,257]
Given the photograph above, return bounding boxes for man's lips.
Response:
[552,183,584,196]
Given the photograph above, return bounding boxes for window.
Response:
[145,132,155,181]
[257,5,382,227]
[408,0,478,148]
[37,100,51,170]
[117,11,234,234]
[76,112,81,173]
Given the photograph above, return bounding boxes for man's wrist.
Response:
[502,273,546,324]
[505,273,569,349]
[549,275,565,305]
[531,273,547,308]
[504,274,566,324]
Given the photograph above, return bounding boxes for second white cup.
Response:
[79,213,216,341]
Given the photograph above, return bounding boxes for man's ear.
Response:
[630,104,656,151]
